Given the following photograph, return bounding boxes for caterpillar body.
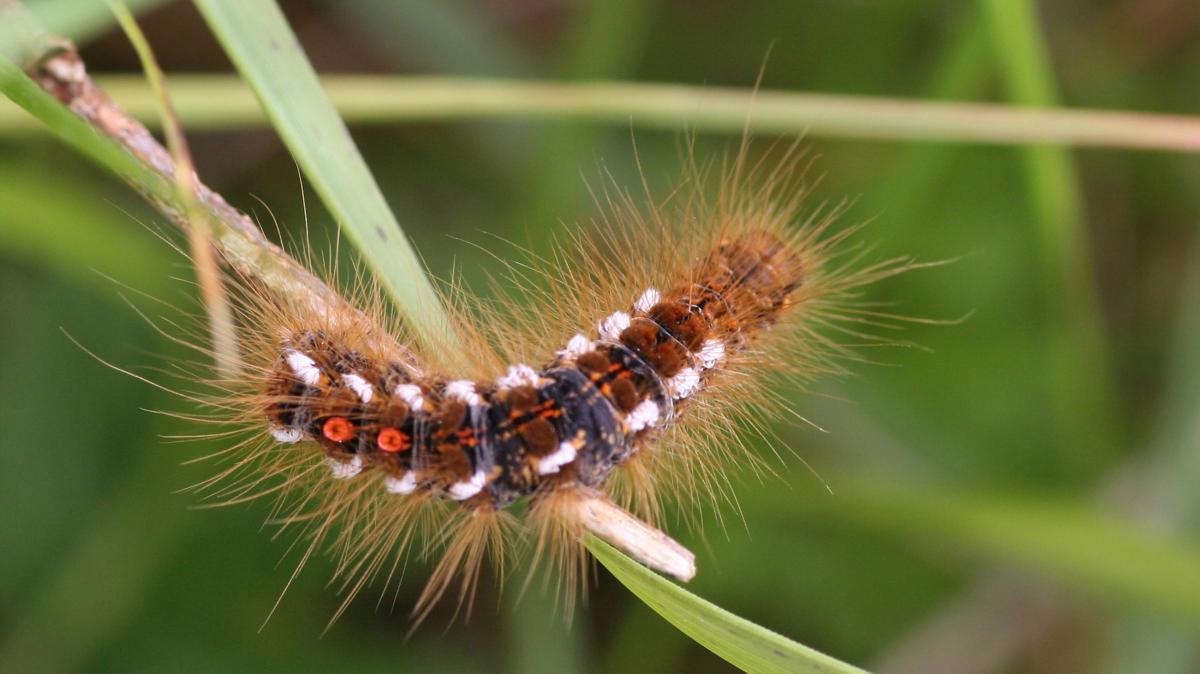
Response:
[263,229,798,509]
[169,148,907,623]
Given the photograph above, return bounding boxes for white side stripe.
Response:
[696,338,725,369]
[394,383,425,410]
[537,441,578,475]
[449,469,487,500]
[342,373,374,403]
[445,380,483,406]
[385,471,418,495]
[626,399,661,432]
[270,427,303,444]
[497,364,540,391]
[634,288,661,313]
[327,455,363,480]
[600,312,631,341]
[285,350,321,386]
[558,333,595,359]
[668,367,702,400]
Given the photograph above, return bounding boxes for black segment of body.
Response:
[543,367,626,486]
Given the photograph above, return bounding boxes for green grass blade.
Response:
[24,0,170,45]
[783,479,1200,629]
[192,0,457,352]
[586,536,870,674]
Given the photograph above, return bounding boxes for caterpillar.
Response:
[141,142,911,626]
[264,228,797,506]
[4,0,922,636]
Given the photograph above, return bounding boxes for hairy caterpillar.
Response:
[10,15,911,624]
[136,141,910,626]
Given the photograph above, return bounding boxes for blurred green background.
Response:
[3,0,1200,672]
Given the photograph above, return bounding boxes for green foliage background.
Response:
[3,1,1200,672]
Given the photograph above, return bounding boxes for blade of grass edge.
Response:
[585,536,871,674]
[192,0,458,353]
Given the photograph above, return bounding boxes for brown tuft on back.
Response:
[671,230,804,348]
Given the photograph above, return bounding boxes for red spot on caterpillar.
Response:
[377,427,410,452]
[322,417,355,443]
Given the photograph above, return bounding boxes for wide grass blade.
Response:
[981,0,1120,483]
[192,0,458,352]
[24,0,170,45]
[586,536,870,674]
[783,479,1200,629]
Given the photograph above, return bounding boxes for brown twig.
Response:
[23,36,416,364]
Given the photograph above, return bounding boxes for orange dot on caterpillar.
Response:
[321,416,355,443]
[377,427,410,452]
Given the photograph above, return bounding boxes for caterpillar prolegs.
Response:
[185,148,908,623]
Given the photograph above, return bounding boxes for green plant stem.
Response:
[3,75,1200,153]
[981,0,1122,480]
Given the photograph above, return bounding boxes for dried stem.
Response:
[572,489,696,582]
[23,37,411,359]
[111,1,242,378]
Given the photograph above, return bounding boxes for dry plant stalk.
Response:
[23,36,404,352]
